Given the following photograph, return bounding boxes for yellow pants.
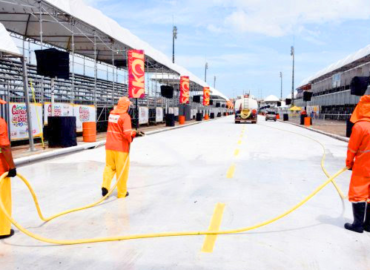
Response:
[0,177,11,236]
[102,150,130,198]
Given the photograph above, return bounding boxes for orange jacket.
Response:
[0,118,10,174]
[105,97,134,153]
[346,96,370,201]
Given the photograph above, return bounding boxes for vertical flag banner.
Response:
[128,49,145,98]
[180,76,190,104]
[203,87,210,106]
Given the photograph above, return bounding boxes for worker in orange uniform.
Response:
[102,97,136,198]
[0,98,17,239]
[345,95,370,233]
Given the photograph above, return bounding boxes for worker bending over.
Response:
[102,97,136,198]
[0,98,17,239]
[345,95,370,233]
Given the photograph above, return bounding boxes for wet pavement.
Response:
[1,115,369,270]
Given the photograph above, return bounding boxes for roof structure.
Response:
[0,23,21,57]
[264,95,279,102]
[300,44,370,87]
[0,0,228,100]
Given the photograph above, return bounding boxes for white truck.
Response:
[234,97,258,124]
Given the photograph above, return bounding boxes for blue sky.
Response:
[85,0,370,99]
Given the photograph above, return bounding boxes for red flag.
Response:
[128,50,145,98]
[180,76,190,104]
[203,87,210,106]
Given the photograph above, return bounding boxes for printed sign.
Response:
[180,76,190,104]
[128,49,145,99]
[203,87,210,106]
[139,107,149,124]
[156,107,163,123]
[174,107,179,116]
[44,102,73,125]
[74,105,96,132]
[9,103,42,141]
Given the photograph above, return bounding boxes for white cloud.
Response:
[223,0,370,36]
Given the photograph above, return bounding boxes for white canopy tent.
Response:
[0,0,228,97]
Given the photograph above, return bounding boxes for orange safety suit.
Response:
[102,97,135,198]
[0,118,11,236]
[346,95,370,202]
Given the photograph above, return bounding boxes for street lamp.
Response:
[280,72,283,100]
[291,46,295,105]
[205,62,208,82]
[172,26,177,63]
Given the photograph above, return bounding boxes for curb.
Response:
[279,120,349,143]
[15,117,223,166]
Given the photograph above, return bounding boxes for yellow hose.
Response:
[0,124,348,245]
[0,168,347,245]
[261,124,346,199]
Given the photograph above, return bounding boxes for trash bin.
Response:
[283,114,289,121]
[196,113,203,121]
[304,117,311,126]
[300,114,307,125]
[166,114,175,127]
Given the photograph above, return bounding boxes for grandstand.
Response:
[295,44,370,119]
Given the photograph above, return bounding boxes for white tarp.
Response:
[74,105,96,132]
[155,107,163,123]
[9,103,42,140]
[0,23,21,57]
[139,107,148,124]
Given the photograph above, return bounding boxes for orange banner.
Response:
[128,49,145,98]
[180,76,190,104]
[203,87,210,106]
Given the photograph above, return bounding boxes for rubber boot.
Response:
[345,202,366,233]
[0,229,14,239]
[363,203,370,232]
[102,187,108,197]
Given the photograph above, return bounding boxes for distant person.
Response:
[0,98,17,239]
[102,97,136,198]
[345,95,370,233]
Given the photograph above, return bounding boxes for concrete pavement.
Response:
[1,115,368,270]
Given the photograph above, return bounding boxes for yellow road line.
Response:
[226,164,235,178]
[234,149,240,156]
[201,203,226,253]
[237,140,242,145]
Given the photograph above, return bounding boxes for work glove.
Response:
[131,131,137,140]
[8,168,17,177]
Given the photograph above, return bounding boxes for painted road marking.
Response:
[238,140,242,145]
[226,164,235,178]
[201,203,226,253]
[234,149,240,156]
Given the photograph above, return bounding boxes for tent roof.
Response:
[264,95,279,102]
[299,44,370,87]
[0,0,226,94]
[0,23,21,57]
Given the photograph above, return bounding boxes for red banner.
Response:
[203,87,210,106]
[128,49,145,98]
[180,76,190,104]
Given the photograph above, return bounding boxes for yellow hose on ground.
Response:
[0,123,348,245]
[0,168,347,245]
[261,124,346,199]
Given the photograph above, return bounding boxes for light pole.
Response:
[205,62,208,82]
[214,76,216,88]
[172,26,177,63]
[280,71,283,100]
[291,46,295,105]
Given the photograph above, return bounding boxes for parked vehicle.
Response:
[265,111,277,121]
[234,97,258,124]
